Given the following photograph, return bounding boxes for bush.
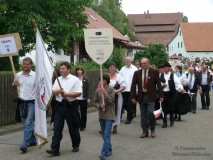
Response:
[134,44,168,66]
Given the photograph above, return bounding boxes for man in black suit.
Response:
[198,64,212,110]
[186,67,201,113]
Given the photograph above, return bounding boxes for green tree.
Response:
[183,16,188,23]
[92,0,136,41]
[0,0,92,53]
[134,44,168,66]
[0,0,92,71]
[103,47,126,70]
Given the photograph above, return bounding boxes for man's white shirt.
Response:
[119,64,137,92]
[53,74,82,102]
[15,71,36,100]
[163,72,183,92]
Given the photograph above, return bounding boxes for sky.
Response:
[122,0,213,22]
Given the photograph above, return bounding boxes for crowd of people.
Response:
[12,56,213,160]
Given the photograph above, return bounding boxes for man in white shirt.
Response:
[46,62,82,156]
[12,57,37,153]
[198,64,212,110]
[160,62,185,128]
[120,57,137,124]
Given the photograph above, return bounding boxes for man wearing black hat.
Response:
[160,62,185,128]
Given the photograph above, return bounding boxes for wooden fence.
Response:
[0,71,101,126]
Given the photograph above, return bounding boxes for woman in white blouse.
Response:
[174,65,188,121]
[108,63,126,134]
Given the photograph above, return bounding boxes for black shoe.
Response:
[99,130,102,134]
[162,123,167,128]
[193,110,196,113]
[46,149,60,156]
[201,107,206,110]
[20,147,27,153]
[206,106,209,110]
[177,117,181,121]
[29,142,37,147]
[80,128,85,131]
[72,147,79,152]
[125,119,132,124]
[170,121,174,127]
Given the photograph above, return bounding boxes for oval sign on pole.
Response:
[84,28,113,65]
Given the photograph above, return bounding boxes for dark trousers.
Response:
[189,93,197,111]
[132,103,137,116]
[121,92,133,121]
[140,95,155,133]
[163,114,174,125]
[77,99,87,129]
[51,102,81,152]
[201,85,210,108]
[162,92,175,125]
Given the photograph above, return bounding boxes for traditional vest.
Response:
[160,72,176,94]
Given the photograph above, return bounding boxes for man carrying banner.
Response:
[12,57,37,153]
[46,61,82,156]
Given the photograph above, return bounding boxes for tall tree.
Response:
[0,0,92,53]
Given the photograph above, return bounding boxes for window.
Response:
[178,42,179,48]
[180,30,181,36]
[181,42,183,48]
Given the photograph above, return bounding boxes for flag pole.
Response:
[32,19,62,90]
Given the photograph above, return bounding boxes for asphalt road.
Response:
[0,92,213,160]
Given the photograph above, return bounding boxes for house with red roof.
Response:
[128,11,183,46]
[73,7,144,62]
[167,23,213,58]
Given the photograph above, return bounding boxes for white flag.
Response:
[34,30,54,148]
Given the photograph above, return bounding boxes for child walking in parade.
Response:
[93,74,115,160]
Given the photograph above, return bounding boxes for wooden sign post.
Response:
[0,33,22,76]
[84,28,113,111]
[0,33,22,95]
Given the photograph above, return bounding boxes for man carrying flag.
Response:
[46,62,82,156]
[34,29,54,147]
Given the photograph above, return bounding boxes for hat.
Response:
[163,62,171,67]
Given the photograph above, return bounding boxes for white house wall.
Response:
[20,48,73,66]
[168,28,187,57]
[168,28,213,58]
[187,52,213,59]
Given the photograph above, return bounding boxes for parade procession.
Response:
[0,0,213,160]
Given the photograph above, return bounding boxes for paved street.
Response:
[0,92,213,160]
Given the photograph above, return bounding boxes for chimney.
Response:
[146,10,150,20]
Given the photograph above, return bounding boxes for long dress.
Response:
[109,74,126,126]
[175,73,188,115]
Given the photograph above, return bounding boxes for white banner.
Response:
[34,30,54,148]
